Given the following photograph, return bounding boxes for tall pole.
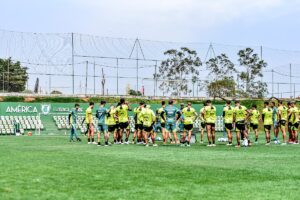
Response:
[49,65,51,93]
[7,59,10,92]
[277,83,279,97]
[260,46,263,83]
[136,47,139,92]
[71,33,75,94]
[290,64,292,98]
[196,80,199,97]
[116,58,119,95]
[294,83,296,98]
[271,69,274,97]
[93,62,96,95]
[85,61,88,95]
[2,72,4,93]
[154,61,157,97]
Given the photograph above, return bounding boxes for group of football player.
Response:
[68,98,299,147]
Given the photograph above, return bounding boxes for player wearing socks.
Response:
[199,103,206,144]
[133,102,145,144]
[68,103,82,142]
[223,100,234,146]
[203,100,217,147]
[116,98,131,144]
[271,102,279,143]
[157,101,169,144]
[181,102,198,147]
[86,102,96,144]
[233,101,248,148]
[96,101,108,146]
[106,105,118,144]
[277,101,288,145]
[289,102,299,144]
[249,105,260,144]
[141,105,157,147]
[161,100,181,144]
[179,103,185,133]
[262,102,273,145]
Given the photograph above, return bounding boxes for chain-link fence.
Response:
[1,29,300,98]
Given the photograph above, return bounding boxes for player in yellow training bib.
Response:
[277,100,288,145]
[141,105,157,147]
[181,102,198,147]
[86,102,95,144]
[262,101,273,145]
[116,98,131,144]
[249,104,260,144]
[223,100,234,146]
[202,100,217,147]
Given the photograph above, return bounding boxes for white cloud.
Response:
[69,0,287,40]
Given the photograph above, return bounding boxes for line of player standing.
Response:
[68,98,299,147]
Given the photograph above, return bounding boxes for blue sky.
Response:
[0,0,299,96]
[0,0,299,49]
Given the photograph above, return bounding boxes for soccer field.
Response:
[1,136,300,200]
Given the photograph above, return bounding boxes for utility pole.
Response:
[271,69,274,97]
[93,62,96,95]
[85,61,88,95]
[71,33,75,94]
[116,58,119,95]
[154,61,157,97]
[7,58,10,92]
[290,64,292,98]
[101,68,106,96]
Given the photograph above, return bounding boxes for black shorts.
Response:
[184,124,193,131]
[293,122,299,129]
[108,125,116,132]
[143,126,153,132]
[201,122,206,129]
[250,123,258,130]
[225,123,233,130]
[206,123,215,127]
[115,123,120,130]
[119,122,129,129]
[161,123,166,128]
[264,125,271,131]
[135,124,143,131]
[236,123,245,131]
[279,120,286,126]
[86,123,90,130]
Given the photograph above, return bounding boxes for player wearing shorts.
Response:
[116,98,131,144]
[132,102,145,144]
[68,103,82,142]
[289,102,299,144]
[199,102,206,144]
[262,102,273,145]
[106,105,118,144]
[203,100,217,147]
[141,105,157,147]
[277,100,288,145]
[287,102,293,143]
[181,102,198,147]
[157,101,169,144]
[96,101,108,146]
[86,102,96,144]
[249,105,260,144]
[233,101,248,148]
[223,100,234,146]
[271,102,279,143]
[179,103,185,133]
[161,100,181,144]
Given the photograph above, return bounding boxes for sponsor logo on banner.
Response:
[6,105,38,113]
[41,104,51,115]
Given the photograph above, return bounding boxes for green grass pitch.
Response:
[0,135,300,200]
